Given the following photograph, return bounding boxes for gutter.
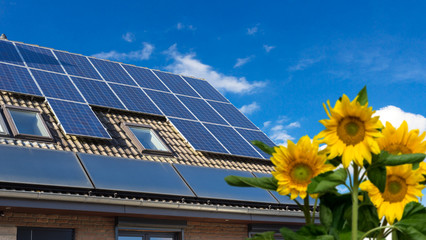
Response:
[0,189,306,223]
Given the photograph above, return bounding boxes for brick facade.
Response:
[0,211,251,240]
[0,212,115,240]
[185,221,248,240]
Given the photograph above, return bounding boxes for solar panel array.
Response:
[0,39,275,159]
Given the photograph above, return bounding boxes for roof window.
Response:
[2,105,52,140]
[122,122,171,155]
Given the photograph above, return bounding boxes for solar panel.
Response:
[145,90,196,120]
[236,128,276,159]
[204,123,263,158]
[123,65,169,91]
[109,83,162,115]
[208,101,258,130]
[174,164,278,203]
[252,172,314,205]
[31,69,85,102]
[153,71,200,97]
[0,144,92,189]
[0,63,42,96]
[16,43,64,73]
[54,51,102,80]
[47,98,111,139]
[168,118,228,154]
[71,77,125,110]
[182,76,229,103]
[78,153,194,197]
[0,40,24,66]
[177,95,228,125]
[89,58,136,86]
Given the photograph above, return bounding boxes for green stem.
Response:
[359,225,396,239]
[304,197,312,224]
[294,198,310,224]
[352,165,359,240]
[311,198,318,224]
[377,218,388,239]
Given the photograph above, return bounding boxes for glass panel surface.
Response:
[8,108,49,137]
[0,144,92,188]
[153,70,200,97]
[31,69,85,102]
[168,118,228,154]
[129,126,168,151]
[174,164,278,203]
[0,40,24,66]
[47,99,111,139]
[0,63,43,96]
[150,238,172,240]
[78,153,195,197]
[119,237,142,240]
[16,43,64,73]
[204,123,263,159]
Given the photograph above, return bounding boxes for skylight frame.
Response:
[2,104,53,141]
[122,122,172,156]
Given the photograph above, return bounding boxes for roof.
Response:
[0,39,302,221]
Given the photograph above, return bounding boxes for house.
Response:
[0,35,304,240]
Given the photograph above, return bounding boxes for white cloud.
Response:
[92,42,154,61]
[122,32,135,43]
[176,22,196,31]
[247,24,259,35]
[239,102,260,115]
[262,117,301,146]
[263,44,275,53]
[288,56,323,71]
[287,121,301,129]
[164,44,266,94]
[234,56,254,68]
[374,105,426,133]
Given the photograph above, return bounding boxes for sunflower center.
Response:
[382,175,408,203]
[290,163,313,184]
[384,144,412,155]
[337,117,365,145]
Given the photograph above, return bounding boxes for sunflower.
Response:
[317,94,383,168]
[360,164,425,224]
[271,136,335,199]
[378,121,426,155]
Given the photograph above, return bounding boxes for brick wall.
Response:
[0,212,115,240]
[0,212,250,240]
[185,221,248,240]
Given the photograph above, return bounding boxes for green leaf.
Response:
[279,227,333,240]
[381,152,426,166]
[367,165,387,192]
[396,225,426,240]
[356,86,368,106]
[247,231,276,240]
[251,140,275,155]
[297,224,327,236]
[401,202,426,219]
[225,175,278,191]
[280,227,308,240]
[338,231,366,240]
[395,203,426,239]
[320,204,333,229]
[319,192,352,234]
[308,168,347,194]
